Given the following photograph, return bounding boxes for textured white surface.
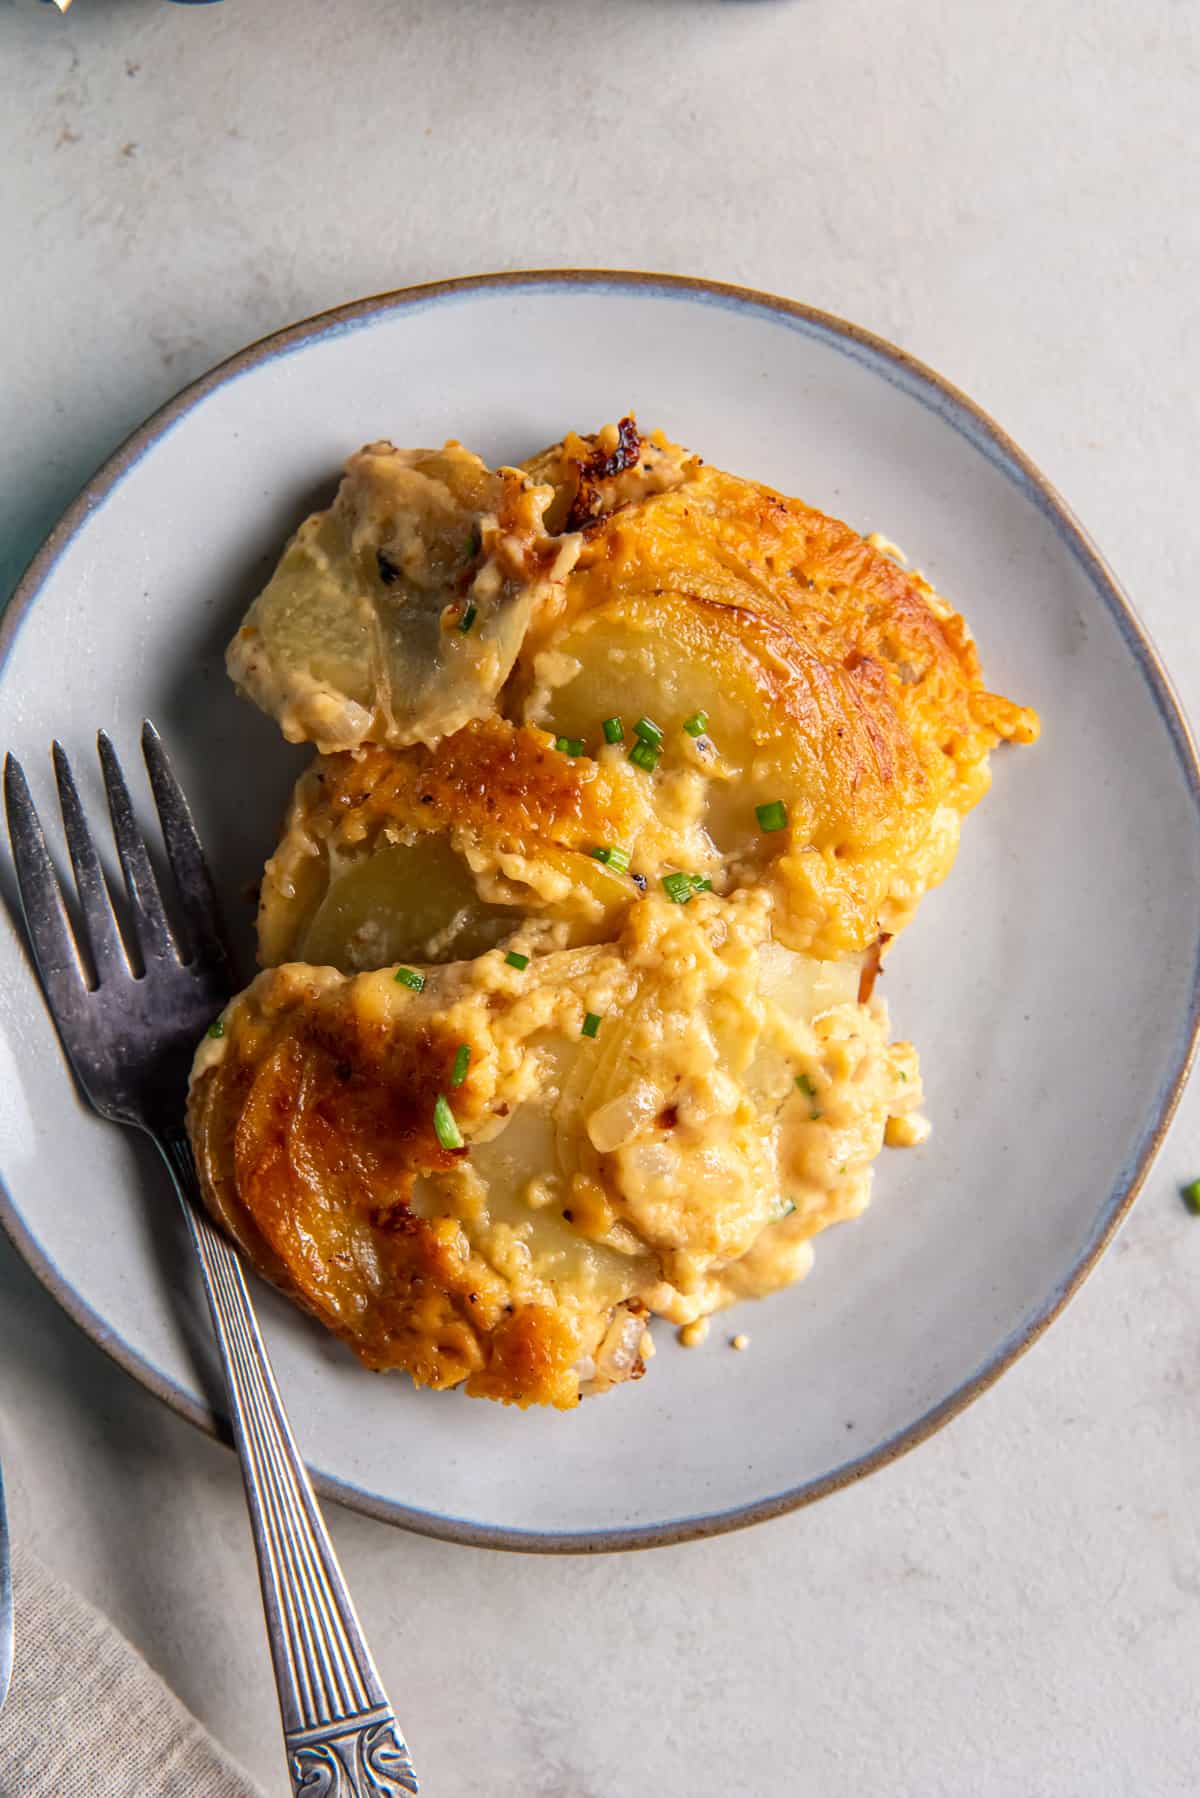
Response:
[1,3,1199,1794]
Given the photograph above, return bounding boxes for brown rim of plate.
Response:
[2,269,1199,1554]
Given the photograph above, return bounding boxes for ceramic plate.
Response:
[2,273,1197,1552]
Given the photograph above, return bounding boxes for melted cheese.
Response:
[190,892,919,1406]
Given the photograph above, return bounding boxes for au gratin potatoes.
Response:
[189,420,1037,1408]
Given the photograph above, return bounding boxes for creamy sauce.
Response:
[228,441,581,753]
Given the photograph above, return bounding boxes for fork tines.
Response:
[4,724,231,996]
[4,754,88,1012]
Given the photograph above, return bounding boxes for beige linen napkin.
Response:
[0,1543,264,1798]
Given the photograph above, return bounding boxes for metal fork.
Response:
[4,724,418,1798]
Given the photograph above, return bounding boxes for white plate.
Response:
[2,273,1198,1552]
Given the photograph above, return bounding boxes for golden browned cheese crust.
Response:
[257,718,645,970]
[516,434,1038,955]
[188,962,602,1407]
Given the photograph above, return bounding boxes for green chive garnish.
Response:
[602,715,624,744]
[1183,1179,1200,1216]
[466,520,482,558]
[458,602,478,634]
[581,1012,602,1039]
[771,1197,797,1221]
[433,1093,464,1151]
[451,1044,471,1087]
[691,876,712,893]
[505,950,530,971]
[394,967,425,991]
[592,845,631,873]
[755,799,789,834]
[661,872,695,904]
[629,739,660,773]
[683,710,708,737]
[796,1074,816,1098]
[633,716,663,747]
[207,1018,225,1039]
[555,736,585,757]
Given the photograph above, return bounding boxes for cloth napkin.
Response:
[0,1542,264,1798]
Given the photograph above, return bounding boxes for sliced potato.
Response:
[515,452,1039,955]
[227,441,581,752]
[520,589,932,955]
[190,891,913,1406]
[257,718,647,971]
[295,836,518,969]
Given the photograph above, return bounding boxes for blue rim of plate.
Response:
[2,270,1199,1554]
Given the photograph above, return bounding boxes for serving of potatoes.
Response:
[191,419,1036,1407]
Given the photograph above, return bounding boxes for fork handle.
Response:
[158,1133,419,1797]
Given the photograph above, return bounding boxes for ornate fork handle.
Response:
[160,1132,418,1797]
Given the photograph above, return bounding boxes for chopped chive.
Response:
[796,1073,816,1098]
[683,710,709,737]
[1183,1179,1200,1215]
[661,872,695,904]
[451,1043,471,1088]
[207,1018,225,1039]
[433,1093,464,1151]
[755,799,789,834]
[394,966,425,991]
[466,520,482,558]
[592,845,631,873]
[555,735,585,757]
[662,871,712,902]
[505,950,530,971]
[771,1198,797,1221]
[602,715,624,744]
[633,715,663,746]
[458,602,478,634]
[581,1012,602,1039]
[629,739,660,773]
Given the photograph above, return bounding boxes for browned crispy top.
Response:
[188,965,597,1407]
[316,716,645,854]
[514,451,1038,953]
